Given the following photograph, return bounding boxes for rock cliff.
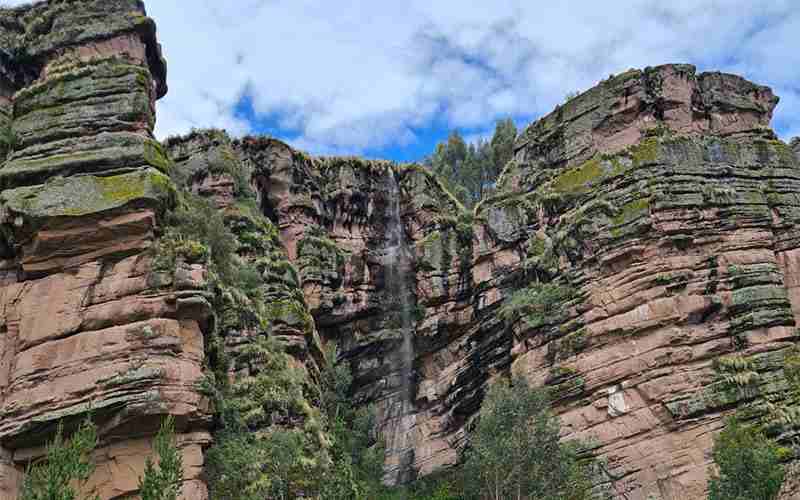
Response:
[0,1,209,498]
[2,2,800,500]
[230,65,800,500]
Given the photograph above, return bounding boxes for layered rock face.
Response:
[2,2,800,499]
[0,1,210,498]
[232,65,800,500]
[236,138,471,482]
[497,65,800,500]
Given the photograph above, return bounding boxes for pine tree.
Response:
[20,419,100,500]
[138,416,184,500]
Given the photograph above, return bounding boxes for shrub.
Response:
[500,282,574,329]
[205,428,309,500]
[139,416,183,500]
[708,417,784,500]
[20,419,100,500]
[462,377,591,500]
[205,337,325,499]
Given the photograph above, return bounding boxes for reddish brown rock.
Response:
[234,64,800,499]
[1,2,799,498]
[0,2,208,499]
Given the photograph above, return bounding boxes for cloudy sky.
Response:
[8,1,800,161]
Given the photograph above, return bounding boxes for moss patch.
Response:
[1,168,174,220]
[551,157,604,194]
[611,198,650,226]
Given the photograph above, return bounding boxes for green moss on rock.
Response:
[551,157,604,194]
[0,167,174,221]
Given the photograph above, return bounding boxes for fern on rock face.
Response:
[713,355,760,390]
[500,282,575,329]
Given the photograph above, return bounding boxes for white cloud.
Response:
[5,1,800,153]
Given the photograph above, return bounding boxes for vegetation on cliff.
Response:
[461,377,592,500]
[708,418,784,500]
[21,417,182,500]
[425,118,517,207]
[20,419,99,500]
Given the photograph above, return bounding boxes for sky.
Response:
[6,0,800,161]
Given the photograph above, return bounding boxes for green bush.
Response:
[500,282,574,329]
[139,416,183,500]
[20,419,100,500]
[205,336,327,499]
[462,377,591,500]
[205,427,311,500]
[160,195,239,283]
[708,417,784,500]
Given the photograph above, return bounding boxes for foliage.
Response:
[500,282,575,329]
[426,119,517,208]
[156,193,262,296]
[317,343,386,499]
[372,472,463,500]
[0,123,16,157]
[20,419,100,500]
[160,195,238,281]
[205,341,388,500]
[205,336,327,499]
[205,426,311,500]
[462,377,592,500]
[139,416,183,500]
[708,417,784,500]
[228,336,314,429]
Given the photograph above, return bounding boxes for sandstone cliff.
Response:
[227,65,800,500]
[2,2,800,500]
[0,1,208,498]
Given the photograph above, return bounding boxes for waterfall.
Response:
[381,169,417,485]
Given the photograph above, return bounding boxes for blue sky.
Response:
[9,1,799,162]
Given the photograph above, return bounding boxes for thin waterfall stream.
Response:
[380,169,418,486]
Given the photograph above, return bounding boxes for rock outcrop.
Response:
[2,2,800,499]
[0,1,210,498]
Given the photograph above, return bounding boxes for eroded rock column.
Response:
[0,1,209,498]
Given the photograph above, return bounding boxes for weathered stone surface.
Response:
[505,64,779,193]
[164,130,332,488]
[0,2,207,499]
[2,3,800,499]
[229,64,800,499]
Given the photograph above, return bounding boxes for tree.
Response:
[489,118,517,186]
[318,344,385,500]
[708,417,784,500]
[206,426,311,500]
[462,377,591,500]
[426,119,517,208]
[138,416,184,500]
[20,419,100,500]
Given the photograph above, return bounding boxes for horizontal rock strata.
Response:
[0,1,208,498]
[2,2,800,498]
